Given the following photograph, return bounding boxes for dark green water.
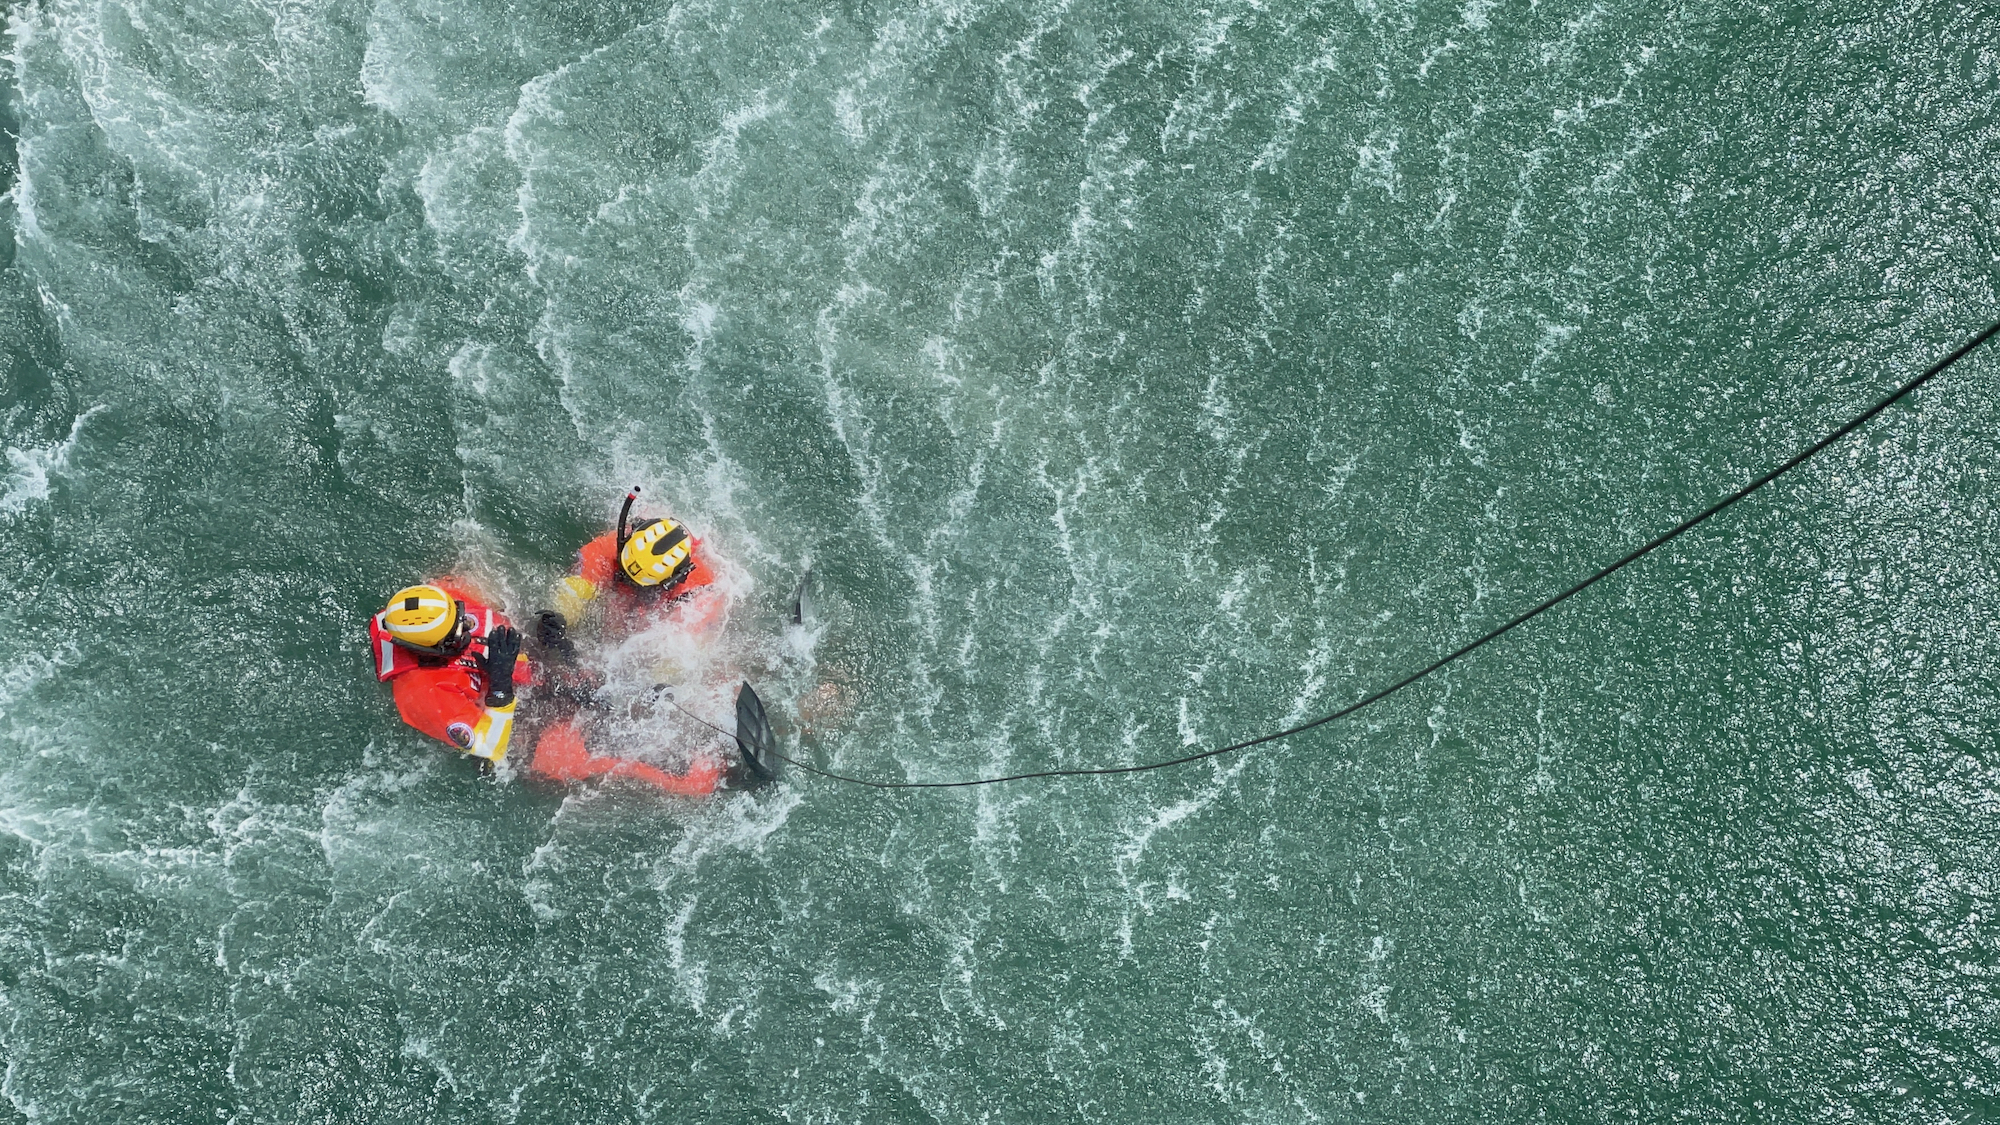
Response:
[3,0,1998,1119]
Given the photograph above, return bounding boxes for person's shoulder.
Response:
[577,532,619,582]
[433,576,494,608]
[680,549,716,591]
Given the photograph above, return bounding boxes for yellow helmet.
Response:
[619,518,693,587]
[380,584,467,651]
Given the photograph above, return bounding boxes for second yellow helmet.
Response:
[619,519,693,587]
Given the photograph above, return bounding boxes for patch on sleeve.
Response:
[446,722,474,749]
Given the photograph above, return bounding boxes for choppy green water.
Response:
[3,0,1999,1119]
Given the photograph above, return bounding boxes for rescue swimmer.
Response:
[370,492,772,793]
[369,581,527,762]
[526,488,739,794]
[540,487,719,643]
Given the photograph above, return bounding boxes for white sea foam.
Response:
[0,633,88,894]
[662,896,707,1012]
[1109,743,1257,952]
[0,643,77,711]
[399,1035,467,1098]
[661,783,802,871]
[5,7,44,249]
[810,968,878,1016]
[1351,129,1402,198]
[1523,319,1580,385]
[415,127,513,240]
[1,406,100,517]
[0,789,94,855]
[501,71,561,272]
[968,787,1027,890]
[1280,638,1333,727]
[7,144,42,248]
[315,742,441,876]
[358,2,439,124]
[519,836,566,921]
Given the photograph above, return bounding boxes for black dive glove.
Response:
[480,625,521,708]
[533,610,575,663]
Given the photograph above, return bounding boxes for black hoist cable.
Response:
[766,318,2000,790]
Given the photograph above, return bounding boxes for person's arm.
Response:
[458,626,522,761]
[550,532,619,622]
[548,575,600,624]
[392,668,508,759]
[388,628,523,762]
[458,698,516,762]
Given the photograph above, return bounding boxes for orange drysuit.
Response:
[528,531,724,796]
[369,582,529,762]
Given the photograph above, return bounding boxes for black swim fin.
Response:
[734,682,777,785]
[789,568,812,627]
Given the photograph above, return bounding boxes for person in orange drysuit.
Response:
[369,570,721,795]
[369,581,529,762]
[525,488,727,795]
[542,488,720,638]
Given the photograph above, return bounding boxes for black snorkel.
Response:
[616,486,639,558]
[613,486,694,595]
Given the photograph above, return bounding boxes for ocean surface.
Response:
[3,0,1998,1119]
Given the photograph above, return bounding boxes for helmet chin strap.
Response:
[396,601,472,657]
